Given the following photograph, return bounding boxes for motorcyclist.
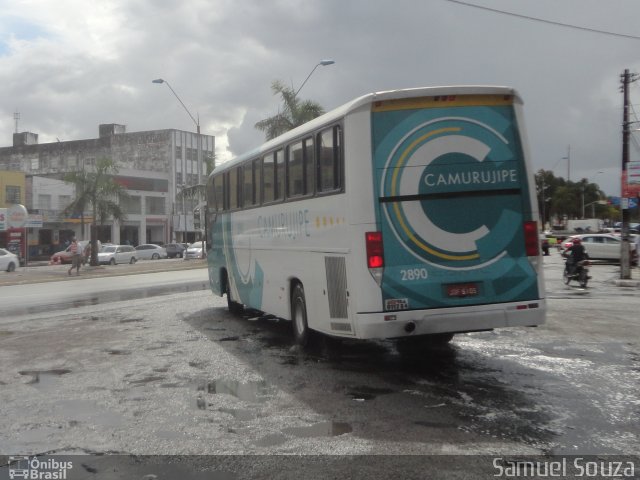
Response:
[562,237,589,276]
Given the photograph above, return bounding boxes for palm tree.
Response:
[64,157,128,266]
[255,80,325,140]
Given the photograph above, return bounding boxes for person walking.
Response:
[68,237,84,276]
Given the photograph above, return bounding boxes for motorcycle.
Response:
[563,259,590,288]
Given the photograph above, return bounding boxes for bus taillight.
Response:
[523,221,539,256]
[366,231,384,286]
[366,231,384,268]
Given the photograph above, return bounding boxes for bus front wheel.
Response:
[291,284,309,346]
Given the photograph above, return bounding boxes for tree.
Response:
[64,158,128,266]
[535,169,607,226]
[255,80,325,140]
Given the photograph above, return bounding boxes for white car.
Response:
[134,244,167,260]
[97,245,138,265]
[561,234,638,263]
[185,241,206,259]
[0,248,19,272]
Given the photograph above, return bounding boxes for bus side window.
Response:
[263,153,275,203]
[303,136,314,195]
[243,162,254,207]
[275,149,285,200]
[253,158,262,206]
[213,175,224,212]
[287,137,314,198]
[288,141,304,197]
[229,167,240,210]
[317,126,341,192]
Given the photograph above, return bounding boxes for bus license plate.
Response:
[446,283,479,298]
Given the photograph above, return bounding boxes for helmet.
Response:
[572,238,582,245]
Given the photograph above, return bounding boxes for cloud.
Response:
[2,0,640,196]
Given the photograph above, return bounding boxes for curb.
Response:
[0,260,207,287]
[613,279,640,288]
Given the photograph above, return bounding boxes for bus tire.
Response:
[291,284,310,346]
[224,272,243,314]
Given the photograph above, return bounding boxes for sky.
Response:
[1,0,640,197]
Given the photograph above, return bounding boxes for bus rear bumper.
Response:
[354,300,546,340]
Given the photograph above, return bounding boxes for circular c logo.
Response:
[381,117,516,267]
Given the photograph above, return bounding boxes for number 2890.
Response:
[400,268,428,281]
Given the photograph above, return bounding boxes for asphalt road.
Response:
[0,253,638,479]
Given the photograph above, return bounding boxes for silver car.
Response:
[185,241,206,259]
[98,245,138,265]
[135,244,167,260]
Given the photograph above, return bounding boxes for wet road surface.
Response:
[0,254,638,476]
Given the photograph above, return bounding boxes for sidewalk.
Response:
[0,258,207,287]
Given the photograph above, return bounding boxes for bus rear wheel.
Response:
[291,284,310,346]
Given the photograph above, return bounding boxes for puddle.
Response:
[254,421,353,447]
[19,369,71,391]
[104,349,131,355]
[219,407,255,421]
[203,379,274,403]
[0,330,14,337]
[129,375,165,385]
[119,318,144,323]
[413,420,455,429]
[58,399,125,427]
[218,336,240,342]
[346,385,395,401]
[14,282,208,316]
[255,432,287,447]
[282,421,353,437]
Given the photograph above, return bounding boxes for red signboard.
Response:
[622,170,640,197]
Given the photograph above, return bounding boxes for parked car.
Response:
[50,240,99,265]
[185,241,206,259]
[165,243,188,258]
[560,234,638,264]
[0,248,19,272]
[134,244,167,260]
[97,245,138,265]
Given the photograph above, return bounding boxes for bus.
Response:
[205,86,546,347]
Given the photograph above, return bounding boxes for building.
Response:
[0,125,215,257]
[0,170,27,258]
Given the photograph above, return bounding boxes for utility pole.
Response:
[620,68,638,279]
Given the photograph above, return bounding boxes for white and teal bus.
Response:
[205,86,545,347]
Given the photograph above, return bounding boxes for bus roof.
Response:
[212,85,521,175]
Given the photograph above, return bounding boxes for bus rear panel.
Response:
[357,92,544,338]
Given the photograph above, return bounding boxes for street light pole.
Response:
[294,59,335,98]
[620,68,638,279]
[152,79,200,134]
[153,78,202,248]
[562,145,570,182]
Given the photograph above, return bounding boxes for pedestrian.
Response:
[67,237,84,276]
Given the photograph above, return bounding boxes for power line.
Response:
[442,0,640,40]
